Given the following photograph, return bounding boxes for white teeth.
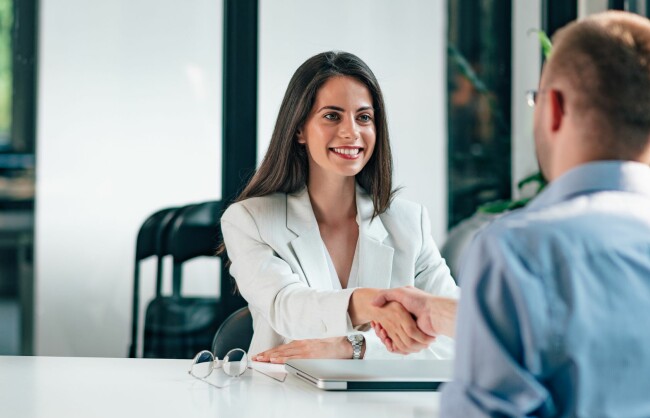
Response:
[332,148,361,155]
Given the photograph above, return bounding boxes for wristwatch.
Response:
[347,334,364,359]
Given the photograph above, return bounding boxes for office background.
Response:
[1,0,644,357]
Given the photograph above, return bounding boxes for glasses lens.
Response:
[190,350,215,378]
[222,348,248,378]
[526,90,537,108]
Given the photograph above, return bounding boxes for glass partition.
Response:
[447,0,512,228]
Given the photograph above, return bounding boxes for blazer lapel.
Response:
[355,185,394,289]
[287,189,333,290]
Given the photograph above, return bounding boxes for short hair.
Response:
[546,11,650,158]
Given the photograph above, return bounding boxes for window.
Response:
[0,0,36,356]
[447,0,512,228]
[0,0,10,149]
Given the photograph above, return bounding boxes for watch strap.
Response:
[347,334,364,359]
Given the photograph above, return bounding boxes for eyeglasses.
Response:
[188,348,287,387]
[188,348,249,389]
[526,89,538,108]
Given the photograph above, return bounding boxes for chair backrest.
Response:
[211,306,253,358]
[166,200,246,313]
[154,205,195,295]
[440,212,494,281]
[167,201,222,298]
[168,200,223,266]
[130,206,177,358]
[135,207,178,262]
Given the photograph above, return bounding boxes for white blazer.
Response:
[221,185,459,357]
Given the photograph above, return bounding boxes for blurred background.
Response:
[0,0,646,357]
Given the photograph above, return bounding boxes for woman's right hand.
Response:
[348,288,435,354]
[371,300,436,354]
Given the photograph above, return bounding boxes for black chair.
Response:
[211,306,253,358]
[167,201,223,297]
[129,206,178,358]
[167,200,246,313]
[140,200,247,359]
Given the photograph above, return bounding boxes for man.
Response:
[374,11,650,417]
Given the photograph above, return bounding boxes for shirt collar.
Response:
[286,183,388,242]
[527,160,650,211]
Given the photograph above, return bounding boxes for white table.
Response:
[0,356,441,418]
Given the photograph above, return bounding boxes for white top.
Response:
[322,238,360,290]
[0,356,442,418]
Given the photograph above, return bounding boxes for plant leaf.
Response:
[538,31,553,59]
[527,28,553,59]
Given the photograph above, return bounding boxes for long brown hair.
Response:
[234,51,396,215]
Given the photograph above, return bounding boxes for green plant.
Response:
[478,172,545,213]
[529,29,553,59]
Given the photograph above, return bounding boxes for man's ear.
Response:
[296,127,306,144]
[549,89,565,132]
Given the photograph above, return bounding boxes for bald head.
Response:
[544,11,650,160]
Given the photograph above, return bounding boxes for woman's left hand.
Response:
[253,337,355,364]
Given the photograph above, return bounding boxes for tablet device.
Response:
[285,359,453,391]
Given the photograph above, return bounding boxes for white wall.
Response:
[36,0,223,357]
[258,0,449,244]
[511,0,542,197]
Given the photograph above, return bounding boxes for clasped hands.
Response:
[370,286,457,354]
[254,286,457,363]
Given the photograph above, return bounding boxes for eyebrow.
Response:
[316,105,374,113]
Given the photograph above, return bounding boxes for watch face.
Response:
[349,334,363,344]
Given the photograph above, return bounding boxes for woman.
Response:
[221,51,458,362]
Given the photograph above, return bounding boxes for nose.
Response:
[338,115,360,140]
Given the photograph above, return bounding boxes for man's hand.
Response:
[348,288,436,355]
[371,320,395,352]
[372,286,457,338]
[370,301,436,354]
[253,337,356,364]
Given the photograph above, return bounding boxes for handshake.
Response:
[352,286,458,355]
[253,286,459,363]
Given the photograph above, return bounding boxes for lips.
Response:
[330,147,363,159]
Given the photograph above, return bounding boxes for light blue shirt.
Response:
[441,161,650,417]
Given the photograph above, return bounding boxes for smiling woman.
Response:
[219,51,459,363]
[297,76,376,186]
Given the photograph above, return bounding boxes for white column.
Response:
[511,0,542,197]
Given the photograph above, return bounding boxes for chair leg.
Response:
[129,263,140,358]
[155,256,164,297]
[172,261,182,297]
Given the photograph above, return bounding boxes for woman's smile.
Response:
[330,146,364,159]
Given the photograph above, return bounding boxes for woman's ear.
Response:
[296,127,306,144]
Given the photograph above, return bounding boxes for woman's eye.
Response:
[324,113,339,120]
[358,114,373,122]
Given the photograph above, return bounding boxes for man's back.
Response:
[441,161,650,417]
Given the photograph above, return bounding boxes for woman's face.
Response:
[297,76,376,182]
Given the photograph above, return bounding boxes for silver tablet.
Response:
[285,359,453,391]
